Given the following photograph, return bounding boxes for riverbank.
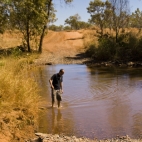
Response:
[33,31,142,67]
[1,30,142,142]
[1,30,142,67]
[28,133,142,142]
[0,57,41,142]
[34,51,142,68]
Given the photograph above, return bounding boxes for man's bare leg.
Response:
[57,101,61,108]
[52,100,54,107]
[51,89,55,107]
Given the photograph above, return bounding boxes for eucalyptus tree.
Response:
[78,21,91,29]
[38,0,73,53]
[130,8,142,30]
[49,24,63,31]
[63,25,71,30]
[64,13,81,30]
[0,2,5,33]
[87,0,113,36]
[38,0,73,52]
[4,0,73,53]
[9,0,56,52]
[109,0,130,42]
[0,0,9,33]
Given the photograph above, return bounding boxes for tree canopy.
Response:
[87,0,113,36]
[64,14,91,30]
[0,0,73,53]
[130,8,142,29]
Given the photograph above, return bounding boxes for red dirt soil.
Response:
[36,30,88,64]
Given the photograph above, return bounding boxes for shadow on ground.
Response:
[65,53,89,60]
[65,53,93,64]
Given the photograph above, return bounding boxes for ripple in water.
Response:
[37,65,142,139]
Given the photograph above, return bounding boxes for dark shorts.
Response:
[51,89,62,102]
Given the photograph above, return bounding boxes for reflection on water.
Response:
[36,65,142,139]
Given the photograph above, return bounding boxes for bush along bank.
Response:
[85,32,142,66]
[0,57,41,142]
[83,60,142,68]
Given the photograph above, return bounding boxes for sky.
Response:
[52,0,142,26]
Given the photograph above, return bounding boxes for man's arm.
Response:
[49,79,54,89]
[60,82,63,93]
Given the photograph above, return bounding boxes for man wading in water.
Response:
[49,69,64,108]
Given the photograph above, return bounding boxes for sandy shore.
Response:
[27,133,142,142]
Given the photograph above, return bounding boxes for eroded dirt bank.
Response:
[34,30,142,67]
[34,30,90,65]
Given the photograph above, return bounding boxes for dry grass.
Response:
[82,29,99,52]
[0,30,22,49]
[83,27,142,52]
[0,57,41,142]
[0,29,142,141]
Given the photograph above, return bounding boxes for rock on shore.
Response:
[26,133,140,142]
[27,133,93,142]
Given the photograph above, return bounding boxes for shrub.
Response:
[85,31,142,62]
[85,43,97,57]
[116,32,142,61]
[11,47,23,57]
[97,36,116,61]
[85,37,116,61]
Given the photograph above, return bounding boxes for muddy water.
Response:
[37,65,142,139]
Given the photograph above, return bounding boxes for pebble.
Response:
[28,133,139,142]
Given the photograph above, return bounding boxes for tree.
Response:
[78,21,91,29]
[64,14,81,30]
[49,24,63,31]
[8,0,55,52]
[130,8,142,30]
[0,0,9,33]
[49,24,58,31]
[87,0,130,41]
[109,0,130,42]
[87,0,113,36]
[2,0,73,53]
[63,25,71,31]
[38,0,73,52]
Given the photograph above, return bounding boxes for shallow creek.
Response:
[36,65,142,139]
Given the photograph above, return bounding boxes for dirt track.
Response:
[35,30,89,64]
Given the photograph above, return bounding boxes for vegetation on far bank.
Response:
[1,0,142,63]
[83,0,142,63]
[84,28,142,63]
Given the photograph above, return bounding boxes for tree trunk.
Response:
[100,26,104,37]
[38,0,52,53]
[38,25,46,53]
[115,27,119,43]
[26,19,31,52]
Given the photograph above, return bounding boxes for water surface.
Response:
[37,65,142,139]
